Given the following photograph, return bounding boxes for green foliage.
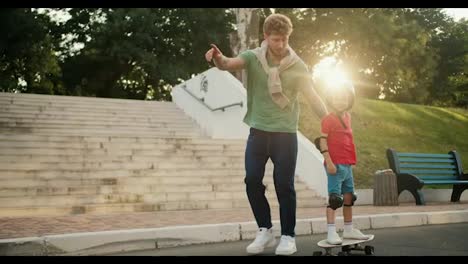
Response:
[58,8,234,100]
[0,8,63,94]
[0,8,466,107]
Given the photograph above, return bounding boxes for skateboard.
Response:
[313,234,375,256]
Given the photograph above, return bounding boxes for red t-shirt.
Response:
[321,112,357,165]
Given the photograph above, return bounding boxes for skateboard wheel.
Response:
[313,251,323,256]
[364,245,374,255]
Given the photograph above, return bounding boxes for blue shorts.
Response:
[326,164,355,195]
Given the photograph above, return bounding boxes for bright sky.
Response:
[444,8,468,21]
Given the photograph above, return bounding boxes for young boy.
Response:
[316,80,369,245]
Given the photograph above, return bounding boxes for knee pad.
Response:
[327,194,343,210]
[344,192,357,207]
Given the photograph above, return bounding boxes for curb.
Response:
[1,209,468,255]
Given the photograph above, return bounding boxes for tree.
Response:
[2,8,465,107]
[268,8,441,104]
[58,8,234,100]
[429,18,468,107]
[0,8,63,94]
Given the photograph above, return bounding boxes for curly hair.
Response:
[263,13,293,36]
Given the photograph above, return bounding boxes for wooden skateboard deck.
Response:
[314,234,375,256]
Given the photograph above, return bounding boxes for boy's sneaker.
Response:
[343,228,370,240]
[246,228,277,254]
[275,235,297,255]
[327,231,343,245]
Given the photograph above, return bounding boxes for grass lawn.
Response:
[299,97,468,188]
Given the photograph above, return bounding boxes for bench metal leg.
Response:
[412,189,425,205]
[398,175,425,205]
[451,184,468,202]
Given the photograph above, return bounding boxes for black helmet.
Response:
[324,80,355,112]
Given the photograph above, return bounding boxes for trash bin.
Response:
[373,169,399,206]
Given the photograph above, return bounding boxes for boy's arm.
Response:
[205,44,245,72]
[319,132,337,174]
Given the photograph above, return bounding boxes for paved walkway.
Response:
[1,202,467,239]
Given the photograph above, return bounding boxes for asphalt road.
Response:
[108,223,468,256]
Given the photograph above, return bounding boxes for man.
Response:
[205,13,327,255]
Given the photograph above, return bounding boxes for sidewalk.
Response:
[1,202,468,255]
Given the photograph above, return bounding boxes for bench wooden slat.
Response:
[423,180,468,185]
[399,164,457,169]
[397,153,453,158]
[400,169,457,175]
[398,158,455,163]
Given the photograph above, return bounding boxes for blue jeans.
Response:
[326,164,355,195]
[244,127,298,237]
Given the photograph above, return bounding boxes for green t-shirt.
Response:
[238,50,312,133]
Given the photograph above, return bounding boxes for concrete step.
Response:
[0,101,184,112]
[0,179,240,196]
[0,108,191,120]
[0,183,314,207]
[0,114,196,122]
[0,159,249,170]
[0,92,326,217]
[0,176,295,191]
[0,171,306,191]
[0,125,200,133]
[0,113,194,125]
[0,168,253,180]
[0,176,291,192]
[0,180,313,196]
[0,157,249,172]
[0,195,327,217]
[0,154,245,164]
[0,117,200,128]
[0,141,245,151]
[0,183,314,199]
[0,124,197,135]
[0,202,168,217]
[0,154,133,163]
[0,148,244,157]
[0,94,177,104]
[0,128,202,137]
[0,93,180,108]
[0,172,263,188]
[0,108,186,119]
[0,134,245,145]
[0,153,247,164]
[0,109,192,120]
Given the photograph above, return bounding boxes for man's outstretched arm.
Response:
[303,81,328,119]
[205,44,245,72]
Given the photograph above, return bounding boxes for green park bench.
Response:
[386,148,468,205]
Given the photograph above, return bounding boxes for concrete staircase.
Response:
[0,92,326,217]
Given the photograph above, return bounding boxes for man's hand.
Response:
[205,44,223,64]
[204,44,245,71]
[326,162,337,175]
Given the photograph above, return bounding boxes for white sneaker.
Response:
[275,235,297,255]
[246,228,277,254]
[327,231,343,245]
[343,228,370,240]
